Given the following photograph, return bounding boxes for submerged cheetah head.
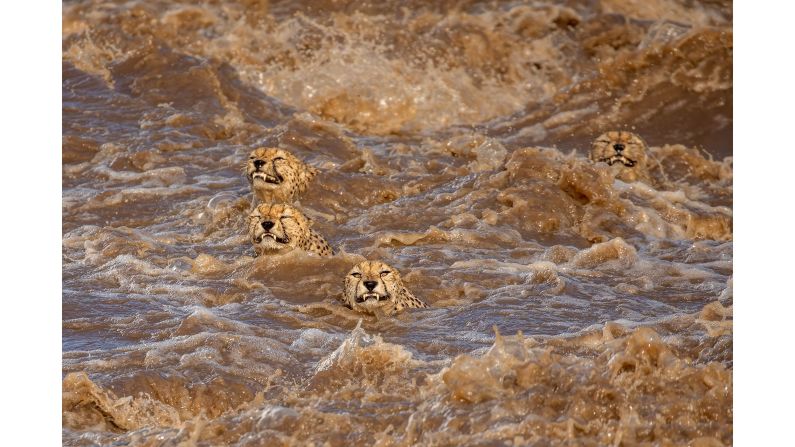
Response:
[343,261,427,315]
[248,203,332,257]
[590,131,648,180]
[245,147,318,204]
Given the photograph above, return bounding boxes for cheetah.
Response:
[590,131,648,182]
[342,261,427,315]
[248,203,333,257]
[245,147,318,205]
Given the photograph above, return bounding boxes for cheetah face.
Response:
[344,261,403,313]
[248,203,311,255]
[590,131,648,170]
[245,147,317,204]
[246,148,293,188]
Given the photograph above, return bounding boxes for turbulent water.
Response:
[62,0,733,445]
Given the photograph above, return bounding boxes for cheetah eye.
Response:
[249,156,255,159]
[379,271,391,276]
[273,157,286,161]
[351,272,362,278]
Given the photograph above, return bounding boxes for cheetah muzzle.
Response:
[597,145,637,167]
[251,170,283,185]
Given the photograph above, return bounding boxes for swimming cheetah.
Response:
[342,261,427,315]
[248,203,332,257]
[245,147,318,205]
[590,131,648,182]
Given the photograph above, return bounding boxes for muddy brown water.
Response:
[63,0,732,445]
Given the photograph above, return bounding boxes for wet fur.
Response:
[342,261,427,315]
[245,147,318,205]
[248,203,332,257]
[590,131,649,182]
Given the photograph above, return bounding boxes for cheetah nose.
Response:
[253,159,265,169]
[613,143,625,153]
[261,220,275,231]
[363,281,378,291]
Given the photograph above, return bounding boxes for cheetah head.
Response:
[248,203,312,256]
[343,261,407,313]
[245,147,315,202]
[590,131,648,172]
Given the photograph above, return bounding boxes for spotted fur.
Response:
[248,203,332,257]
[245,147,318,205]
[590,131,648,182]
[342,261,427,315]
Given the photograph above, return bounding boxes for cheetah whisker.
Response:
[599,156,636,167]
[356,292,390,303]
[251,172,283,184]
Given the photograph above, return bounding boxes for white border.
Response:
[735,1,795,445]
[0,1,62,444]
[3,0,777,443]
